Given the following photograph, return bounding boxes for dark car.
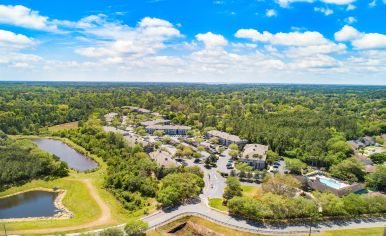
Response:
[181,161,188,166]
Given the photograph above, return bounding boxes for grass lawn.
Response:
[241,185,261,198]
[319,227,384,236]
[208,198,229,212]
[48,121,78,131]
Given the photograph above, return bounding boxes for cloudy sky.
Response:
[0,0,386,84]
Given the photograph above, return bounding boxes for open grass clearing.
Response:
[241,185,262,198]
[48,121,79,131]
[319,227,384,236]
[208,198,229,212]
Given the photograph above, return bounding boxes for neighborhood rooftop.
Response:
[146,125,191,130]
[140,119,170,127]
[207,130,244,142]
[242,144,269,160]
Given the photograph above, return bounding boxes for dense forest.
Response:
[0,134,69,190]
[0,82,384,167]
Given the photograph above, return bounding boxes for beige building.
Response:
[239,144,268,170]
[206,130,247,146]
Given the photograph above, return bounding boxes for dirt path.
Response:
[9,179,113,235]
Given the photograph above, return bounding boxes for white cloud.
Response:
[352,33,386,49]
[335,25,386,49]
[235,29,329,46]
[346,4,356,10]
[139,17,173,27]
[285,43,346,57]
[369,0,376,7]
[276,0,355,7]
[235,29,272,42]
[334,25,361,41]
[0,5,57,31]
[345,16,357,24]
[314,7,334,15]
[196,32,228,48]
[74,16,181,58]
[266,9,277,17]
[321,0,355,4]
[0,29,33,46]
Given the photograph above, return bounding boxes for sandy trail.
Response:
[9,179,112,235]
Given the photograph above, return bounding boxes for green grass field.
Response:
[48,121,79,131]
[208,198,229,212]
[319,227,384,236]
[241,185,261,198]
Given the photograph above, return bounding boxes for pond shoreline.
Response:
[0,188,73,223]
[13,135,101,172]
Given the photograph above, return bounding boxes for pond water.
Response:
[0,191,59,219]
[33,138,98,172]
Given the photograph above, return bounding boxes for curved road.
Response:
[142,193,386,234]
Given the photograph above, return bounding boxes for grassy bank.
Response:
[319,227,384,236]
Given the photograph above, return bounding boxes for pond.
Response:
[33,138,98,172]
[0,191,59,219]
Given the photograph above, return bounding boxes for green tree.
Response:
[365,165,386,192]
[223,177,242,201]
[330,158,365,183]
[369,152,386,164]
[262,174,300,197]
[124,219,148,236]
[285,158,306,175]
[99,228,124,236]
[157,172,204,207]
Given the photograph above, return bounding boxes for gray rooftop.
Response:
[140,119,170,127]
[146,124,191,130]
[207,130,244,142]
[242,144,268,160]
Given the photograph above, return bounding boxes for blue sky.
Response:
[0,0,386,84]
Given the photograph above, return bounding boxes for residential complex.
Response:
[206,130,247,146]
[146,125,191,135]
